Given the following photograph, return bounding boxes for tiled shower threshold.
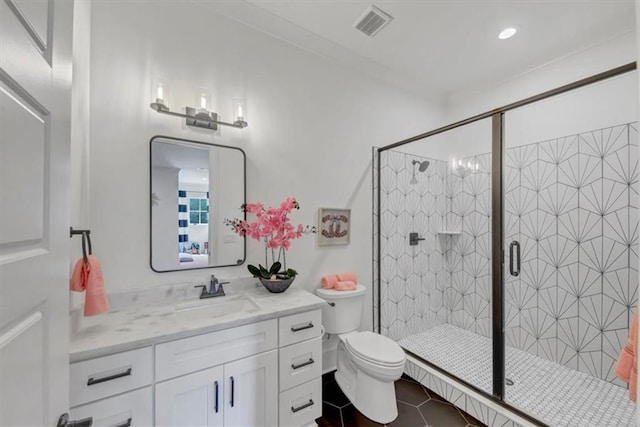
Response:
[398,324,636,426]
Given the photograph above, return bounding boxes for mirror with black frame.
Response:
[150,136,245,271]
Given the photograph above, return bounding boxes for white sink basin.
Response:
[174,295,259,316]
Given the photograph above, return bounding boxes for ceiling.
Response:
[229,0,635,100]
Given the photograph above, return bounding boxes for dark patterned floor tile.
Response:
[387,401,427,427]
[316,401,343,427]
[423,388,452,405]
[323,371,336,383]
[459,408,485,427]
[341,404,385,427]
[401,373,419,383]
[395,378,430,406]
[418,400,468,427]
[323,379,351,408]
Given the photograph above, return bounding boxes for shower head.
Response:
[412,160,430,172]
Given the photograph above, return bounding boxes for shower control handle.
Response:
[409,232,425,246]
[509,241,521,277]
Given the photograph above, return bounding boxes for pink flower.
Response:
[244,203,264,214]
[280,197,298,213]
[225,198,314,248]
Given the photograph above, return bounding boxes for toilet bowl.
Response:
[316,285,406,424]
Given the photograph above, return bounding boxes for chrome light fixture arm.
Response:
[149,102,248,130]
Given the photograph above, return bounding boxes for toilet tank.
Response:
[316,284,366,334]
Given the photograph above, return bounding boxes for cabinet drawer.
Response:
[70,347,153,407]
[70,386,152,427]
[279,310,322,347]
[279,338,322,391]
[156,319,277,381]
[279,378,322,427]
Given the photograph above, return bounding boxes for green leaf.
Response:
[247,264,261,278]
[286,268,298,278]
[269,262,281,275]
[259,265,271,279]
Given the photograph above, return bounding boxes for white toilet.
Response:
[316,284,406,424]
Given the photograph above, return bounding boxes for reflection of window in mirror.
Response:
[179,169,210,258]
[188,196,209,225]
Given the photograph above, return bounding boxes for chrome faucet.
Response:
[194,275,230,299]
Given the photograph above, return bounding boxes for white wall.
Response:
[151,166,179,270]
[446,32,637,124]
[395,32,639,165]
[86,1,444,330]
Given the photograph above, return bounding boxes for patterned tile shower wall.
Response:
[378,150,449,340]
[447,154,493,338]
[503,123,638,384]
[377,149,493,341]
[375,122,638,385]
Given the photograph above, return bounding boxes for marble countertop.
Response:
[70,280,326,362]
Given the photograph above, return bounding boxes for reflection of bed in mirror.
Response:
[178,253,209,268]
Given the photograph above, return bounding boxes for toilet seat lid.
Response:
[345,332,405,366]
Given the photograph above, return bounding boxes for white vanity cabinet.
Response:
[69,347,154,426]
[70,303,324,427]
[277,310,323,427]
[154,320,279,427]
[155,354,281,427]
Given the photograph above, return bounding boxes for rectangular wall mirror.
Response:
[150,136,245,271]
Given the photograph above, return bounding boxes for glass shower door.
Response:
[378,117,494,395]
[501,71,639,425]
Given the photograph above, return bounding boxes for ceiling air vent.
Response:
[353,5,393,37]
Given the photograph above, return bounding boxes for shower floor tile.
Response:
[398,324,637,426]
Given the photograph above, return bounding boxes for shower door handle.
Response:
[509,241,520,277]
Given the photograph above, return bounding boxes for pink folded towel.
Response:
[337,272,358,283]
[70,255,109,316]
[321,275,339,289]
[616,306,638,402]
[334,281,357,291]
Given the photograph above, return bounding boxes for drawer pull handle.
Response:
[113,418,132,427]
[87,368,132,386]
[230,376,235,408]
[214,381,219,413]
[291,323,314,332]
[291,358,315,370]
[291,399,314,413]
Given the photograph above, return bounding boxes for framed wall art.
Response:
[318,208,351,246]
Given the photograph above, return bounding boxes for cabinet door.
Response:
[155,365,224,427]
[224,350,278,427]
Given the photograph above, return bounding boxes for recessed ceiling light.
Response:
[499,27,517,40]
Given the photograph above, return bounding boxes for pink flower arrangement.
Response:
[225,197,315,279]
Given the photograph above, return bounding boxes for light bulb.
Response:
[452,158,457,169]
[468,161,472,169]
[157,84,164,101]
[200,93,207,110]
[458,160,462,166]
[238,104,243,118]
[475,163,479,170]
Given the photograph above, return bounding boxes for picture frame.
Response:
[318,208,351,246]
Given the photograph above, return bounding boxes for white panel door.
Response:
[224,350,278,427]
[0,0,73,425]
[155,365,224,427]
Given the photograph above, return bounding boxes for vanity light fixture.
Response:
[149,82,248,131]
[451,158,480,177]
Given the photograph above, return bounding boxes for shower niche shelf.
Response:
[437,230,462,235]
